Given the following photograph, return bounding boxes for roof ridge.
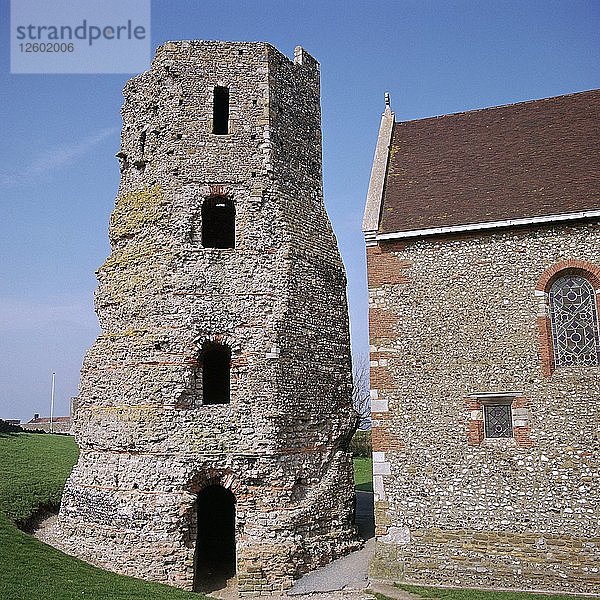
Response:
[396,88,600,125]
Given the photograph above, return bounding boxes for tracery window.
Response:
[549,275,600,367]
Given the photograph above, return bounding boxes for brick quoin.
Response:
[370,366,394,390]
[512,396,529,409]
[369,308,399,339]
[537,316,554,377]
[536,260,600,375]
[371,423,405,452]
[371,425,390,452]
[514,426,534,448]
[366,245,412,287]
[369,352,390,362]
[467,420,484,446]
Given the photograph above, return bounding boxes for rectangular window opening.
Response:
[213,86,229,135]
[483,403,513,438]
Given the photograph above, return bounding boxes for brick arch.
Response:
[198,184,237,202]
[192,333,241,354]
[194,333,249,368]
[172,334,241,409]
[536,259,600,292]
[188,468,242,496]
[536,259,600,376]
[182,469,241,557]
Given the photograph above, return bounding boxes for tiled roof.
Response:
[379,89,600,235]
[28,416,71,423]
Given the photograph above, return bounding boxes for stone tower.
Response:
[58,41,358,593]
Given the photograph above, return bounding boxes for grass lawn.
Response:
[391,584,593,600]
[0,433,201,600]
[353,456,373,492]
[0,433,79,523]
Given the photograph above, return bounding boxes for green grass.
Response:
[393,583,592,600]
[0,433,79,523]
[353,456,373,492]
[0,433,201,600]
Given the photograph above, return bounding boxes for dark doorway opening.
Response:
[201,196,235,249]
[213,86,229,135]
[193,485,236,592]
[201,341,231,405]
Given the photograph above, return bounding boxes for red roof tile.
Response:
[29,416,71,423]
[379,89,600,235]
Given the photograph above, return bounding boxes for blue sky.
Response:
[0,0,598,421]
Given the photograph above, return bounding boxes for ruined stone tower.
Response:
[58,41,358,593]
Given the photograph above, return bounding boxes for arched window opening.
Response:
[202,341,231,405]
[213,86,229,135]
[549,274,600,367]
[193,485,236,592]
[201,196,235,249]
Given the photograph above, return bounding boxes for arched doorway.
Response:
[193,485,236,592]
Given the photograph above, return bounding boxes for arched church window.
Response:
[201,341,231,405]
[201,196,235,249]
[549,274,600,367]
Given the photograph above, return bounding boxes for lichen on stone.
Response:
[109,184,166,240]
[97,241,172,302]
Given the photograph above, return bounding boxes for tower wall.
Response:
[57,41,358,594]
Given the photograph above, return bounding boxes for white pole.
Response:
[50,372,55,434]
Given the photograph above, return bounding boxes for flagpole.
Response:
[50,372,55,434]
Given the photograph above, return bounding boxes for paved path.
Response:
[289,538,376,595]
[289,491,376,596]
[285,492,418,600]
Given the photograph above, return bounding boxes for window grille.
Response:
[483,403,513,438]
[549,275,600,367]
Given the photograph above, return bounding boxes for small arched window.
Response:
[549,274,600,367]
[201,341,231,405]
[201,196,235,249]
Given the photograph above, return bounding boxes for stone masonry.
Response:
[367,225,600,593]
[57,41,358,594]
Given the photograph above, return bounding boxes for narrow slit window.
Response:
[213,86,229,135]
[202,342,231,405]
[201,196,235,249]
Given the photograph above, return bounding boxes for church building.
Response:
[363,89,600,593]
